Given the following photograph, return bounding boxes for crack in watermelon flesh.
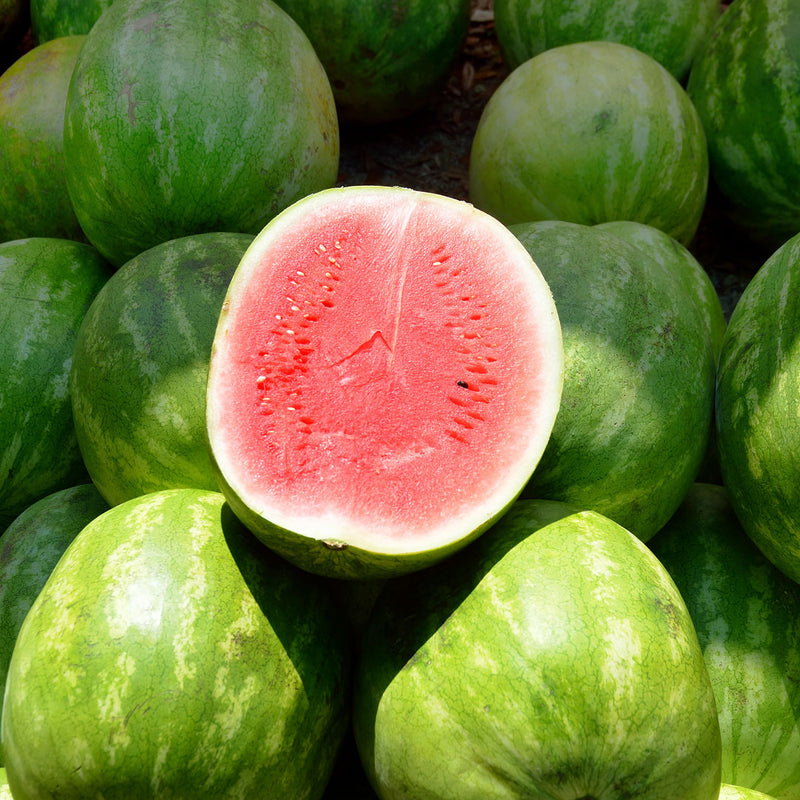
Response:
[208,187,563,558]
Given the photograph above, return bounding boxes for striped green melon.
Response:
[2,488,351,800]
[353,498,722,800]
[650,483,800,800]
[31,0,114,42]
[0,483,109,766]
[63,0,339,267]
[469,41,709,246]
[687,0,800,246]
[721,787,779,800]
[0,35,86,242]
[0,238,111,523]
[206,186,564,580]
[494,0,720,80]
[272,0,470,123]
[513,220,718,540]
[715,231,800,584]
[70,232,253,507]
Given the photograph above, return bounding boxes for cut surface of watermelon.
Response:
[207,186,563,577]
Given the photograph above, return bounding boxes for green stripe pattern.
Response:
[688,0,800,245]
[650,483,800,799]
[354,498,721,800]
[70,232,252,507]
[2,489,350,799]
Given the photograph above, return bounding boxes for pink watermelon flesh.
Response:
[208,187,563,566]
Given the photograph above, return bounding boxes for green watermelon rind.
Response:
[2,488,351,799]
[715,231,800,584]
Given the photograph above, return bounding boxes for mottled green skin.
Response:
[63,0,339,267]
[721,786,779,800]
[2,489,351,800]
[650,483,800,800]
[31,0,114,42]
[354,499,722,800]
[274,0,470,123]
[495,0,719,80]
[70,232,253,507]
[0,238,112,522]
[469,41,708,246]
[0,483,109,766]
[715,232,800,585]
[688,0,800,247]
[514,221,717,540]
[0,36,86,243]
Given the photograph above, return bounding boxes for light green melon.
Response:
[353,498,721,800]
[469,41,709,246]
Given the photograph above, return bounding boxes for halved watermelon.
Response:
[206,186,564,579]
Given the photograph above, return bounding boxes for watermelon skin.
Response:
[273,0,470,124]
[69,232,253,507]
[650,483,800,800]
[715,231,800,584]
[469,41,709,246]
[31,0,114,42]
[63,0,339,267]
[0,35,87,243]
[206,186,564,580]
[721,787,780,800]
[494,0,720,80]
[0,483,109,766]
[2,488,351,800]
[353,498,721,800]
[513,220,718,541]
[0,238,112,523]
[687,0,800,247]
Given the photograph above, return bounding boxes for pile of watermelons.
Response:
[2,0,800,798]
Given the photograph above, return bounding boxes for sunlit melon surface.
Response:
[207,187,563,567]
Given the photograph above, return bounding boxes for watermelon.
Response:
[30,0,114,42]
[2,488,351,800]
[512,220,718,540]
[0,237,112,523]
[715,231,800,584]
[650,483,800,799]
[469,40,709,246]
[687,0,800,246]
[721,787,779,800]
[70,232,253,507]
[0,482,109,766]
[62,0,339,267]
[272,0,470,123]
[206,185,564,579]
[494,0,720,81]
[0,35,86,243]
[353,498,722,800]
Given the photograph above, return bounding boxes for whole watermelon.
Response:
[0,238,111,523]
[2,488,351,800]
[494,0,720,80]
[30,0,114,42]
[0,35,86,243]
[63,0,339,267]
[513,220,719,540]
[469,41,709,245]
[353,499,721,800]
[272,0,470,123]
[70,232,253,507]
[0,483,109,766]
[688,0,800,246]
[650,483,800,800]
[715,230,800,584]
